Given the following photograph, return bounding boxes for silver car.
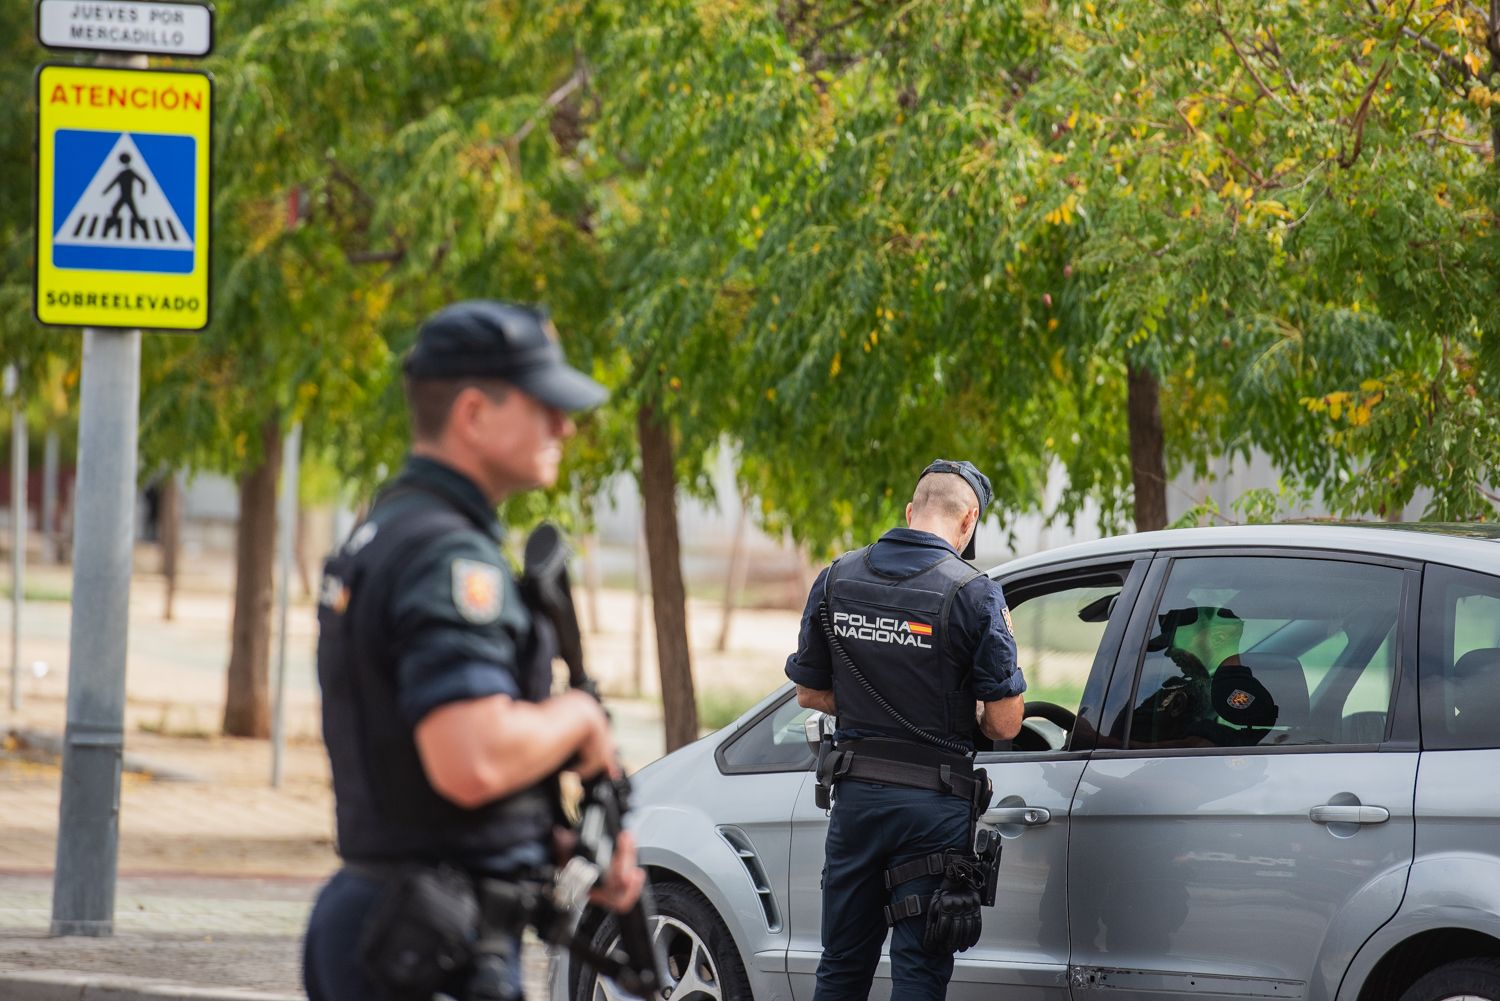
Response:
[557,525,1500,1001]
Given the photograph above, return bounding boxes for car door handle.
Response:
[1309,805,1390,825]
[984,806,1051,826]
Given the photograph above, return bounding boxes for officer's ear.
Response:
[905,502,915,526]
[447,385,491,441]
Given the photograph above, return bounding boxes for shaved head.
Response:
[910,472,979,522]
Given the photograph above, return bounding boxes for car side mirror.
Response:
[803,710,835,751]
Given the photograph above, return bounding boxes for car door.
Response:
[709,691,825,1001]
[1068,551,1420,1001]
[786,556,1151,1001]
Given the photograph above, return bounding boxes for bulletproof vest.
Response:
[823,546,982,744]
[316,485,556,870]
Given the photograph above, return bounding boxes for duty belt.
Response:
[817,737,987,806]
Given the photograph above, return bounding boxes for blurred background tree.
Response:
[4,0,1496,747]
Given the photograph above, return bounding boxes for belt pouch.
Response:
[358,864,480,1001]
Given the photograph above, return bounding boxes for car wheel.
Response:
[1399,958,1500,1001]
[577,881,752,1001]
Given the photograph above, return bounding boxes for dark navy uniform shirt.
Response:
[784,527,1025,703]
[322,455,550,871]
[385,456,532,727]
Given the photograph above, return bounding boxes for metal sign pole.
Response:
[42,429,58,564]
[10,399,27,713]
[50,48,147,938]
[51,328,140,935]
[270,422,301,789]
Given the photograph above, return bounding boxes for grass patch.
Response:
[697,688,764,730]
[0,584,72,602]
[1025,681,1087,710]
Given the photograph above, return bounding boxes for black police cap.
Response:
[403,300,608,413]
[918,459,993,560]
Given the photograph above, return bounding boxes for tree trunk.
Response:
[294,504,313,598]
[160,474,180,621]
[222,419,282,738]
[1127,363,1168,533]
[632,521,648,697]
[637,403,698,751]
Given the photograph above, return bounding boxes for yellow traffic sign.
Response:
[35,64,212,331]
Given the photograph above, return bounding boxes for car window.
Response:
[1420,565,1500,751]
[1125,556,1405,750]
[717,693,817,772]
[1010,583,1118,716]
[996,569,1129,753]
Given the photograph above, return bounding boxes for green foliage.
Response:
[3,0,1497,547]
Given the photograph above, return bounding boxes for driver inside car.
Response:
[1129,605,1279,748]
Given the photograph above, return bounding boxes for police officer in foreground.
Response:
[305,301,644,1001]
[786,460,1026,1001]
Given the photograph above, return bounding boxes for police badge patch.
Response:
[1227,689,1255,710]
[452,558,504,623]
[1001,606,1016,635]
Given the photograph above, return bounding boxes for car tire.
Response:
[576,880,752,1001]
[1398,958,1500,1001]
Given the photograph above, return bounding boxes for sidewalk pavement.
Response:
[0,544,803,999]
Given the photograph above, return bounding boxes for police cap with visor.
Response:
[917,459,993,560]
[404,300,608,412]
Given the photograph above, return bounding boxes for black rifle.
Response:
[519,523,665,998]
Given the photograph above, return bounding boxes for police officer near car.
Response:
[304,300,645,1001]
[786,460,1026,1001]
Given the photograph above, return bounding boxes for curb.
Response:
[0,970,303,1001]
[6,729,204,783]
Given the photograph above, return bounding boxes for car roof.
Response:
[990,523,1500,578]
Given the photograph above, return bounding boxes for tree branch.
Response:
[1213,1,1292,113]
[1340,0,1426,168]
[1171,102,1269,187]
[1402,25,1478,79]
[1338,59,1392,168]
[345,248,405,265]
[507,65,588,149]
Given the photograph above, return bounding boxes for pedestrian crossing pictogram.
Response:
[52,130,196,275]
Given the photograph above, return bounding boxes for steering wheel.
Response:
[1024,701,1077,731]
[1008,701,1078,753]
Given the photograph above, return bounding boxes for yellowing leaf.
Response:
[1465,51,1485,75]
[1361,38,1377,57]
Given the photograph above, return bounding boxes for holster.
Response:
[355,864,480,1001]
[813,733,840,809]
[883,849,988,956]
[883,826,1004,955]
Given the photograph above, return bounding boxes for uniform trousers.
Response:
[813,779,974,1001]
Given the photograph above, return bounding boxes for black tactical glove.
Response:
[922,857,984,955]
